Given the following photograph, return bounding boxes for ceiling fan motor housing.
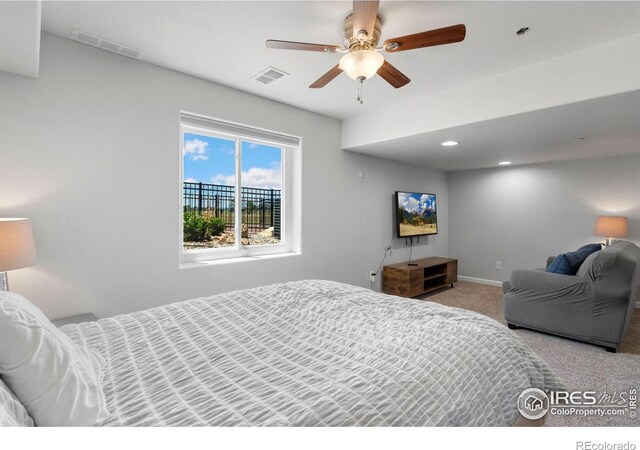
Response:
[342,14,382,50]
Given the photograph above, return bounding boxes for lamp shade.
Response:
[594,216,628,238]
[0,218,37,271]
[339,50,384,80]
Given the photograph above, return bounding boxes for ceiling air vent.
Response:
[251,67,288,85]
[70,28,145,60]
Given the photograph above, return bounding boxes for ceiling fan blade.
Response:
[383,24,466,53]
[352,1,380,40]
[266,39,340,53]
[377,61,411,88]
[309,65,343,88]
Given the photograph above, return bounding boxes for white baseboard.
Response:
[458,276,503,287]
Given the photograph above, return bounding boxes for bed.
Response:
[1,280,562,426]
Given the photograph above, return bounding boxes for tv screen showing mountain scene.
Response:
[395,191,438,238]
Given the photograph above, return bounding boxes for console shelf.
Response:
[382,257,458,298]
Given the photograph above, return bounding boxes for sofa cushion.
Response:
[577,243,604,254]
[547,243,602,276]
[546,254,573,275]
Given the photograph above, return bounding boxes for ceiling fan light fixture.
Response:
[339,50,384,80]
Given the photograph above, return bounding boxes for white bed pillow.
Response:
[0,290,109,426]
[0,377,34,427]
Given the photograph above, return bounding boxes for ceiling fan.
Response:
[265,0,466,103]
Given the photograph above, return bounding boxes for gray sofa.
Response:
[503,240,640,352]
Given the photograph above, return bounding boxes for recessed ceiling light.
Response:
[498,161,512,166]
[572,137,586,143]
[441,141,459,147]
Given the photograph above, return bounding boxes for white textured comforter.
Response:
[61,280,562,426]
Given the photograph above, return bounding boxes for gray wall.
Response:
[0,33,449,319]
[449,154,640,283]
[347,153,449,292]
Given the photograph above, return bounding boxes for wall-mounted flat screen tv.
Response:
[395,191,438,238]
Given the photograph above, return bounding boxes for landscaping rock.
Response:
[184,228,280,250]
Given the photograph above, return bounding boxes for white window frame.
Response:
[179,112,300,264]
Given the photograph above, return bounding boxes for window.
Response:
[180,112,299,263]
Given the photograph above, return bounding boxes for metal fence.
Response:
[183,182,281,236]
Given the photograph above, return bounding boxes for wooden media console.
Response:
[382,257,458,298]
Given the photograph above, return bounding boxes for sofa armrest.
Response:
[504,270,595,341]
[508,269,587,294]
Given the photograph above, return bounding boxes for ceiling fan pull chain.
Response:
[357,77,364,104]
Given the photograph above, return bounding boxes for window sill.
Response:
[179,251,301,269]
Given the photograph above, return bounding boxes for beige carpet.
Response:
[418,282,640,426]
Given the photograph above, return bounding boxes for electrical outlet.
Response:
[496,261,502,270]
[370,272,376,283]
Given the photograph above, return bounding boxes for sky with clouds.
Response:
[183,133,282,189]
[398,192,436,215]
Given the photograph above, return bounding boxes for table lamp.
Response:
[0,218,37,291]
[594,216,628,246]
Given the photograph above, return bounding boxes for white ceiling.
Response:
[41,1,640,120]
[346,90,640,171]
[35,1,640,171]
